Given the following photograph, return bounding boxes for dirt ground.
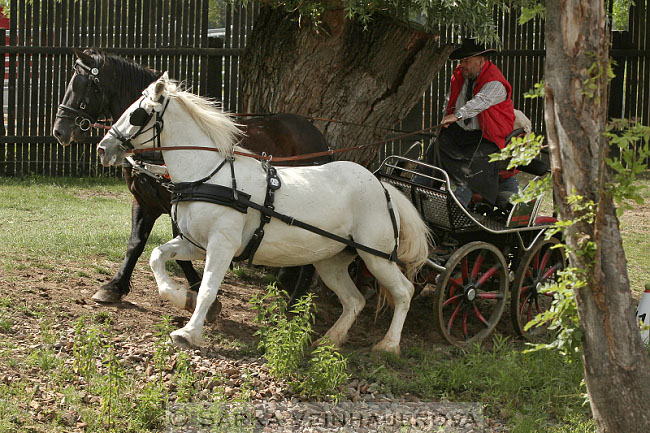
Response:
[1,256,514,431]
[0,256,457,353]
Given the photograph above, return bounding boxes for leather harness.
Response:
[110,94,403,267]
[170,157,402,267]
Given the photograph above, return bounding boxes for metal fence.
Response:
[0,0,647,177]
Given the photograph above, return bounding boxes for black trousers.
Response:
[425,123,500,205]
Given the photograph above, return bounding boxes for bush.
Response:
[250,285,349,400]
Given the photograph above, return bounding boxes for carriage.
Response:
[374,152,564,347]
[62,54,563,353]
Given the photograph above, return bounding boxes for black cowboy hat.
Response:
[449,39,497,60]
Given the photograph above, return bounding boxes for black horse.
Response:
[53,48,329,308]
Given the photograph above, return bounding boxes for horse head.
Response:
[52,48,113,145]
[97,73,169,166]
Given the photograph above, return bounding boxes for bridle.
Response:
[56,58,111,131]
[107,92,169,152]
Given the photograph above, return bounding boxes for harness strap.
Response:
[233,164,281,265]
[173,182,251,213]
[169,156,233,251]
[237,194,404,266]
[169,180,403,266]
[382,186,401,263]
[131,122,442,165]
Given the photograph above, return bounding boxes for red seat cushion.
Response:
[535,216,557,225]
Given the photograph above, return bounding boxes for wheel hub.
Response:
[465,285,477,302]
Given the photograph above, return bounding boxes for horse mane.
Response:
[157,79,245,155]
[85,48,160,99]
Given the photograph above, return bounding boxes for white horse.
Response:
[97,74,431,354]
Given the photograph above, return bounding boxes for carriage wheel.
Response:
[433,241,508,347]
[510,237,565,338]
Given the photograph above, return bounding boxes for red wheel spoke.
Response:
[533,251,540,272]
[475,265,501,288]
[520,295,531,317]
[449,276,462,300]
[473,305,489,327]
[525,268,533,280]
[541,263,562,281]
[535,298,542,315]
[520,285,531,295]
[443,294,463,307]
[471,251,485,280]
[449,276,463,289]
[539,250,552,273]
[527,297,534,321]
[461,258,469,285]
[447,302,463,334]
[462,310,468,340]
[477,291,504,300]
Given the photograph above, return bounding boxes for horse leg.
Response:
[359,253,414,355]
[92,200,160,303]
[280,265,316,306]
[149,237,221,324]
[169,241,237,349]
[312,252,364,348]
[171,223,202,292]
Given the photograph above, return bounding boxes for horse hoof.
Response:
[91,288,124,304]
[206,299,222,324]
[171,331,196,349]
[372,342,400,356]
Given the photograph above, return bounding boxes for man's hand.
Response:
[441,113,459,128]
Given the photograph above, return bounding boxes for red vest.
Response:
[446,61,515,149]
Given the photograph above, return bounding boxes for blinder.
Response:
[129,107,153,127]
[108,95,169,152]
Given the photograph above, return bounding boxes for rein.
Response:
[113,88,405,266]
[233,113,439,138]
[131,123,442,164]
[90,122,113,130]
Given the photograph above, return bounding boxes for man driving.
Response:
[425,39,515,208]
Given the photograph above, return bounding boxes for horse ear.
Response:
[154,77,166,97]
[74,48,94,67]
[161,71,169,81]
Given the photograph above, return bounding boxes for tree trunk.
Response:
[240,5,454,165]
[544,1,650,431]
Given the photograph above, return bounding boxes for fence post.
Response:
[206,36,223,101]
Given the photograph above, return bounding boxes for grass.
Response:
[619,180,650,294]
[356,336,588,432]
[349,337,593,433]
[0,176,175,266]
[0,175,648,432]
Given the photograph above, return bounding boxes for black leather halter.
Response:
[56,58,111,130]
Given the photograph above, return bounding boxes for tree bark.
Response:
[240,5,455,165]
[545,1,650,431]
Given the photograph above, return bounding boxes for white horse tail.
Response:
[383,183,432,280]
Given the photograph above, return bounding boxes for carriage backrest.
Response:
[375,156,479,231]
[377,156,555,233]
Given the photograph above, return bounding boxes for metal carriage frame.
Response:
[376,156,566,347]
